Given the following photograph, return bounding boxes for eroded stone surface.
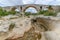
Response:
[0,15,60,40]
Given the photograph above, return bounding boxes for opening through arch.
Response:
[24,6,38,13]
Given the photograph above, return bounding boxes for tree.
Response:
[48,5,53,11]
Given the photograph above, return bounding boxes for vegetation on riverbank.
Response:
[0,6,57,17]
[0,7,17,17]
[24,10,57,16]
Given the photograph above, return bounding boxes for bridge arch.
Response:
[23,6,39,12]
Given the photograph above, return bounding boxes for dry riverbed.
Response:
[0,15,60,40]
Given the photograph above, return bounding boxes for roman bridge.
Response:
[2,4,60,13]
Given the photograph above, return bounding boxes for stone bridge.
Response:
[2,4,60,13]
[21,4,41,12]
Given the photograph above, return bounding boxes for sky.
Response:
[23,0,36,4]
[0,0,23,7]
[23,0,60,5]
[0,0,60,7]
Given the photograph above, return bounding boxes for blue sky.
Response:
[0,0,60,7]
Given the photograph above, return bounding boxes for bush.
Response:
[8,11,16,15]
[44,11,57,16]
[9,23,15,31]
[38,10,57,16]
[24,12,31,16]
[0,7,17,17]
[25,12,39,16]
[38,10,48,14]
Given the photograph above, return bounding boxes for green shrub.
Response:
[24,12,31,16]
[44,11,57,16]
[8,11,16,15]
[3,10,9,16]
[9,23,15,31]
[25,12,39,16]
[0,7,17,17]
[38,10,57,16]
[38,10,48,14]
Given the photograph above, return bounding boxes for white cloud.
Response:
[35,0,60,5]
[0,0,23,7]
[0,0,14,6]
[10,0,23,5]
[23,0,36,4]
[0,0,60,7]
[45,0,60,5]
[35,0,53,5]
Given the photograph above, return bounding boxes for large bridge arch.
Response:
[22,4,41,12]
[23,6,39,12]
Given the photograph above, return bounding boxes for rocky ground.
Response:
[0,15,60,40]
